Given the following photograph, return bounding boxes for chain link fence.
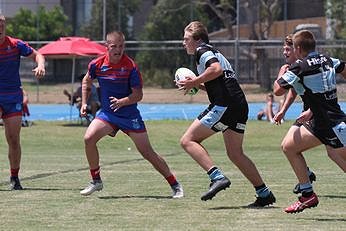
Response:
[20,40,346,87]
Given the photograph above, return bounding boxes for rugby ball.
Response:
[174,67,199,95]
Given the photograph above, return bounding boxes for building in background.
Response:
[0,0,335,89]
[61,0,93,36]
[0,0,327,40]
[0,0,60,16]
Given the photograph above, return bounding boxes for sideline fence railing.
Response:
[20,39,346,92]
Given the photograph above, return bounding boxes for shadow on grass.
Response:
[319,194,346,199]
[98,195,171,200]
[209,205,278,210]
[61,122,88,127]
[0,153,180,188]
[0,187,78,191]
[299,217,346,222]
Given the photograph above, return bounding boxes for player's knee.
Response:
[83,133,96,145]
[180,136,189,149]
[226,150,245,164]
[6,135,20,148]
[281,142,293,155]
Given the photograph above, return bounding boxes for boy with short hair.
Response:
[179,21,275,206]
[274,30,346,213]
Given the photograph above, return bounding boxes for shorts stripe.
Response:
[199,105,227,132]
[332,122,346,146]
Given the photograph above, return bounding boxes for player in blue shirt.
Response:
[79,31,183,199]
[274,30,346,213]
[0,15,45,190]
[178,21,275,207]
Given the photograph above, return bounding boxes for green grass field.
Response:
[0,120,345,230]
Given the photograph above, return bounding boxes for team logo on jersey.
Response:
[119,67,128,75]
[306,56,327,66]
[100,65,110,72]
[223,70,235,79]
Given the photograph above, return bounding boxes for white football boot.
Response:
[80,181,103,196]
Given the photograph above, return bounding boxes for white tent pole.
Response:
[70,57,76,121]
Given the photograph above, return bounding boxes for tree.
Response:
[325,0,346,39]
[244,0,281,90]
[6,6,72,41]
[203,0,281,90]
[199,0,237,39]
[136,0,209,87]
[80,0,141,40]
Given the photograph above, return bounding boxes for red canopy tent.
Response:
[38,37,106,119]
[38,37,106,57]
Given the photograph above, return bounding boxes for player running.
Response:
[273,34,317,194]
[178,21,275,207]
[274,30,346,213]
[79,31,183,199]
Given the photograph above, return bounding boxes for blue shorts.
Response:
[96,109,146,136]
[0,90,23,118]
[0,102,23,119]
[198,104,248,133]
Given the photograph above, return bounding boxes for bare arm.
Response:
[266,100,274,122]
[273,64,290,96]
[109,87,143,112]
[273,80,287,96]
[28,49,45,78]
[22,89,29,105]
[273,88,297,124]
[339,64,346,79]
[80,72,93,117]
[296,108,313,123]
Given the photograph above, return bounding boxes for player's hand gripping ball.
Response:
[174,67,199,95]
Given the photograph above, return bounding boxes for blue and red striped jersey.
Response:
[0,36,33,94]
[88,53,143,117]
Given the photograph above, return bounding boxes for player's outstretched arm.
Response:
[29,50,45,78]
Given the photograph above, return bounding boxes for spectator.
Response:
[21,89,32,127]
[257,93,281,122]
[63,74,100,119]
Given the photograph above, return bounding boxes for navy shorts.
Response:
[198,103,248,133]
[0,91,23,119]
[96,110,146,136]
[0,102,23,119]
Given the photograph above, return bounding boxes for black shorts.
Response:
[303,119,346,148]
[198,103,248,133]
